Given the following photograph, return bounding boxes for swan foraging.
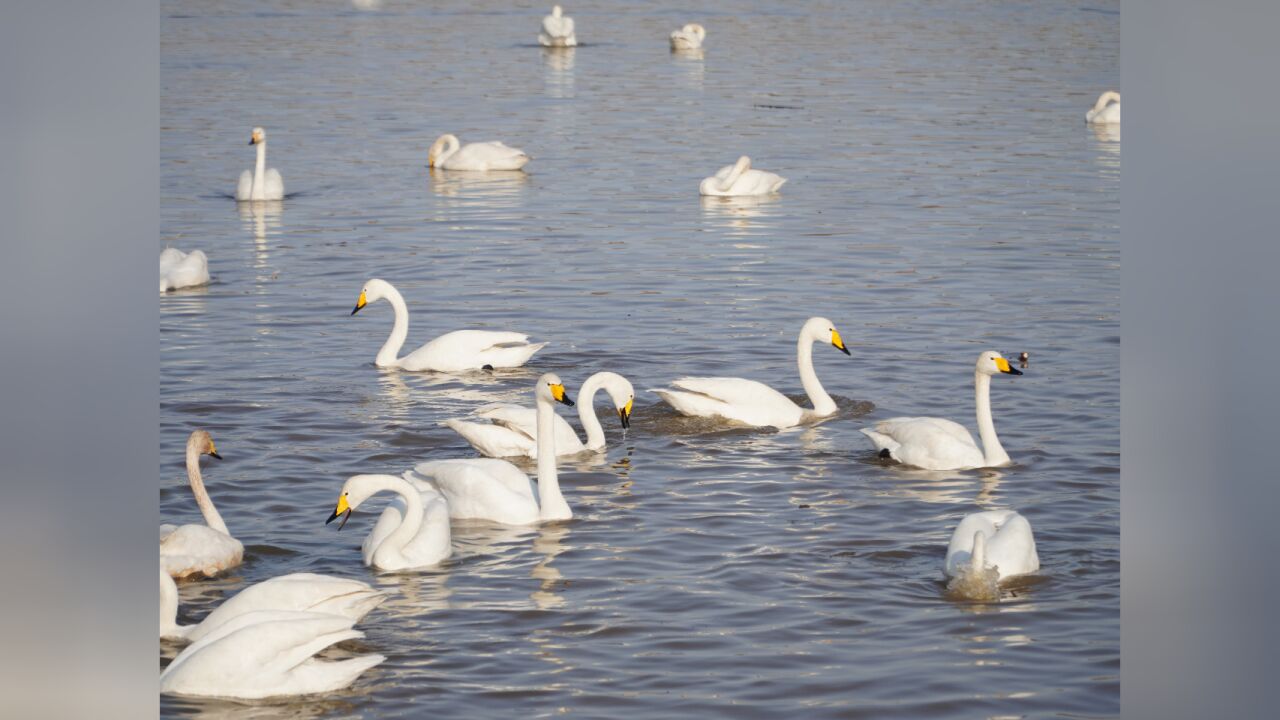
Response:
[427,134,530,171]
[326,474,452,571]
[699,155,787,197]
[1086,91,1120,125]
[350,278,545,372]
[539,5,577,47]
[160,431,244,579]
[409,373,577,524]
[159,248,210,293]
[944,509,1039,581]
[861,351,1022,471]
[652,317,851,429]
[670,23,706,50]
[445,371,634,458]
[235,127,285,201]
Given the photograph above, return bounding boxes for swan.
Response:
[652,317,850,429]
[444,371,633,458]
[699,156,787,197]
[160,611,385,700]
[160,431,244,579]
[860,351,1022,471]
[159,248,210,293]
[427,134,531,171]
[235,127,285,201]
[161,568,387,642]
[670,23,706,50]
[539,5,577,47]
[944,509,1039,581]
[351,278,545,372]
[409,373,577,524]
[326,474,452,571]
[1086,91,1120,125]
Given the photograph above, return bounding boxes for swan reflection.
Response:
[542,47,575,97]
[238,199,283,275]
[530,523,571,610]
[700,194,782,237]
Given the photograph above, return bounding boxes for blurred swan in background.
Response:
[539,5,577,47]
[699,156,787,196]
[235,126,285,201]
[670,23,706,50]
[160,431,243,579]
[428,133,530,171]
[159,248,209,293]
[1086,91,1120,125]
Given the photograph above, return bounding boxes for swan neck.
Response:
[185,441,229,536]
[375,475,425,562]
[798,333,836,415]
[535,397,571,520]
[974,371,1009,467]
[1095,91,1120,111]
[376,286,410,367]
[721,157,750,191]
[159,570,188,639]
[253,141,266,199]
[970,531,987,572]
[577,374,606,450]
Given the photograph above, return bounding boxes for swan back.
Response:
[945,510,1039,580]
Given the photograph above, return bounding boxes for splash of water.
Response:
[945,565,1001,602]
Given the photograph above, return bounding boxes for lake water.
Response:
[161,1,1119,717]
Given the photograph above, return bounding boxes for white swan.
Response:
[427,133,531,171]
[161,568,387,642]
[1086,91,1120,125]
[944,510,1039,581]
[699,156,787,197]
[235,126,285,201]
[670,23,706,50]
[444,371,633,458]
[861,351,1022,471]
[326,474,452,571]
[351,278,546,372]
[410,373,576,524]
[539,5,577,47]
[160,248,210,293]
[652,317,850,429]
[160,431,243,579]
[160,611,385,700]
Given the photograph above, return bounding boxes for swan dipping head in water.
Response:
[670,23,706,51]
[1086,91,1120,125]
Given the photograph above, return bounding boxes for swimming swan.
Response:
[944,509,1039,581]
[351,278,546,372]
[427,134,531,171]
[539,5,577,47]
[444,371,633,458]
[652,317,850,429]
[860,351,1022,471]
[670,23,706,50]
[1086,91,1120,125]
[235,127,285,201]
[159,248,210,293]
[161,568,388,642]
[160,431,244,579]
[326,473,452,571]
[699,155,787,197]
[409,373,577,524]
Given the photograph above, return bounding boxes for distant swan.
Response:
[670,23,706,50]
[326,474,452,571]
[445,371,634,458]
[861,351,1022,471]
[652,317,850,428]
[160,431,243,579]
[699,155,787,197]
[1086,91,1120,125]
[427,134,531,171]
[160,248,210,293]
[351,278,545,372]
[235,127,285,201]
[944,509,1039,581]
[539,5,577,47]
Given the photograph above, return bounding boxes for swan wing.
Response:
[236,170,253,200]
[655,376,803,428]
[397,488,452,567]
[444,418,536,458]
[186,573,387,642]
[409,460,538,524]
[264,167,285,199]
[478,405,585,455]
[160,249,210,292]
[864,416,984,471]
[400,329,545,372]
[160,524,244,578]
[946,510,1038,579]
[447,142,530,170]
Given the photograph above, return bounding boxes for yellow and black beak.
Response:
[551,383,574,406]
[351,290,368,316]
[326,495,352,529]
[994,357,1023,375]
[207,441,222,460]
[618,398,633,429]
[832,329,850,356]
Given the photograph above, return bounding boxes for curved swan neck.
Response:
[797,332,837,415]
[253,141,266,200]
[577,373,607,450]
[1095,91,1120,111]
[721,156,750,191]
[970,531,988,572]
[535,396,571,520]
[371,475,425,561]
[159,570,188,639]
[974,371,1009,467]
[185,439,229,535]
[376,285,410,367]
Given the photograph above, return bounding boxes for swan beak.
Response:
[831,330,851,355]
[248,137,256,145]
[351,290,367,316]
[995,357,1023,375]
[618,398,633,428]
[208,450,222,460]
[551,383,574,406]
[327,495,352,528]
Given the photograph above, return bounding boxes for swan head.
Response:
[187,429,222,459]
[327,474,394,530]
[552,5,563,17]
[803,316,851,355]
[249,127,265,145]
[536,372,575,407]
[596,372,635,428]
[351,278,394,315]
[976,350,1022,377]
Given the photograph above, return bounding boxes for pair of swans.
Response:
[944,509,1039,594]
[159,248,209,293]
[160,431,243,579]
[445,371,634,458]
[670,23,706,51]
[327,474,452,571]
[539,5,577,47]
[700,156,787,197]
[235,126,285,201]
[351,278,545,372]
[428,134,530,171]
[1086,91,1121,125]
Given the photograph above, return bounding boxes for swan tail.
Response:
[443,418,518,457]
[482,341,546,369]
[309,589,389,623]
[289,653,386,695]
[651,387,720,418]
[860,428,900,456]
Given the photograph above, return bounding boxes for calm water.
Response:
[161,1,1119,717]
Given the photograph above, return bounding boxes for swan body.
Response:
[235,126,285,201]
[411,373,577,524]
[327,474,452,571]
[160,431,244,579]
[428,134,530,171]
[539,5,577,47]
[944,510,1039,580]
[653,317,850,429]
[445,371,633,458]
[861,351,1022,471]
[159,248,210,293]
[670,23,706,50]
[1086,91,1120,125]
[351,278,545,372]
[699,156,786,197]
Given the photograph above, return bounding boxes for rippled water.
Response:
[161,1,1119,717]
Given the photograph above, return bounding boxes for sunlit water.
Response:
[161,1,1118,717]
